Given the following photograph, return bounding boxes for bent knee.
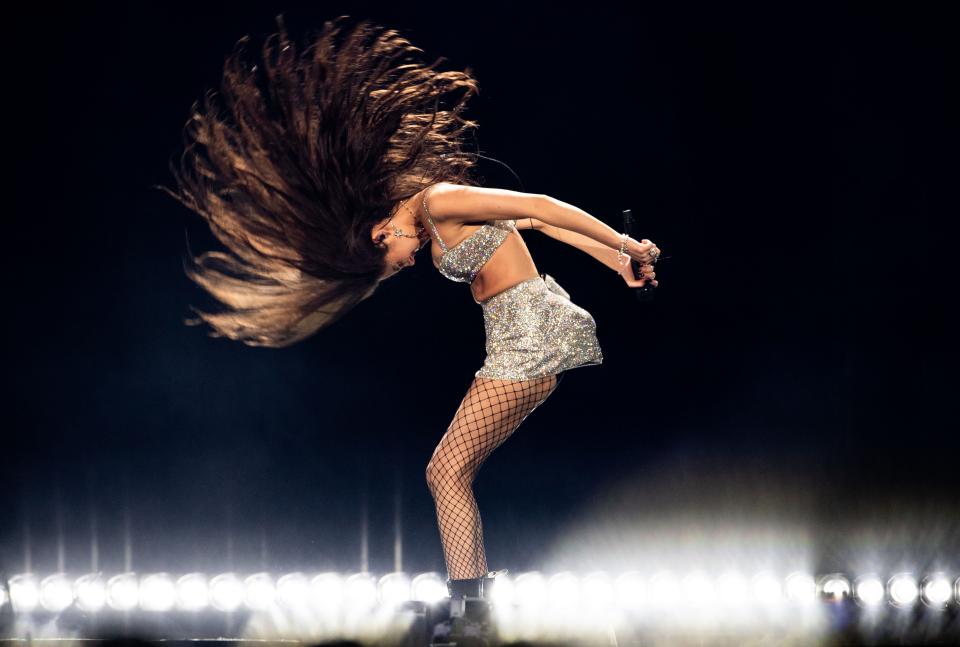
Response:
[425,458,472,493]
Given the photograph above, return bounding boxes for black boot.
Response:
[480,568,508,600]
[446,568,509,601]
[446,576,484,600]
[431,571,509,645]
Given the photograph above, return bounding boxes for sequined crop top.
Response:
[421,190,516,284]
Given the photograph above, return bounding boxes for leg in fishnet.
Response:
[425,372,564,580]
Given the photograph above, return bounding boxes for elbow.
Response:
[535,194,558,227]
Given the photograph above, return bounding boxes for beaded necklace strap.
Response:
[421,185,448,253]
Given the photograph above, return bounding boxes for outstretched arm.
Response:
[536,194,637,251]
[424,183,660,280]
[426,183,656,260]
[523,218,658,286]
[522,218,622,271]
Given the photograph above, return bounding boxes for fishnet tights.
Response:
[425,372,564,580]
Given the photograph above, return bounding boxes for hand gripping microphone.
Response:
[622,209,656,302]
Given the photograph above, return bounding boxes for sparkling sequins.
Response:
[419,191,601,380]
[420,188,516,284]
[475,274,604,381]
[437,220,515,283]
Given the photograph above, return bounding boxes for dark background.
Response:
[5,1,957,581]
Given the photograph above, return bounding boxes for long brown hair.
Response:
[154,14,482,348]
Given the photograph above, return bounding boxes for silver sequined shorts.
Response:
[474,273,604,381]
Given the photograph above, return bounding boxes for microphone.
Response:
[622,209,656,302]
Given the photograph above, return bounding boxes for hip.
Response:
[479,274,597,337]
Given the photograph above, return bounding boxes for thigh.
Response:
[430,374,561,476]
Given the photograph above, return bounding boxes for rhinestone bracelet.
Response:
[616,233,628,270]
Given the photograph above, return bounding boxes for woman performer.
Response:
[155,14,661,608]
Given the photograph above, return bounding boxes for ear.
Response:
[374,215,394,236]
[371,221,387,244]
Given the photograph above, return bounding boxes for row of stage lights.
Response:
[1,570,958,615]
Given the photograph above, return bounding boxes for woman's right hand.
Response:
[616,237,660,287]
[627,237,661,265]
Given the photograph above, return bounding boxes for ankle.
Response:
[446,569,509,600]
[446,575,483,599]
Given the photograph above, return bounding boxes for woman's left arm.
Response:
[532,220,621,271]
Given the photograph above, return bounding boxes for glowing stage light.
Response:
[486,572,515,606]
[310,572,344,609]
[40,573,74,612]
[514,572,548,609]
[209,573,244,612]
[106,572,139,611]
[751,572,782,605]
[649,571,681,608]
[139,573,177,611]
[244,572,276,611]
[956,576,960,604]
[176,573,209,611]
[853,576,885,607]
[887,573,918,607]
[613,571,645,610]
[411,573,447,604]
[547,572,581,610]
[716,571,749,606]
[681,572,715,607]
[581,571,615,610]
[818,574,850,601]
[378,572,412,607]
[75,574,107,612]
[784,572,816,604]
[344,573,378,610]
[277,572,310,608]
[0,585,7,608]
[9,574,40,613]
[921,573,952,609]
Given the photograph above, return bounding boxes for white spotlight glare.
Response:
[139,573,176,612]
[378,572,412,607]
[888,573,919,607]
[614,571,645,610]
[716,571,750,607]
[344,573,378,610]
[411,573,448,604]
[581,572,614,610]
[277,572,310,609]
[515,572,547,609]
[107,573,140,611]
[818,574,850,602]
[9,574,40,613]
[682,572,715,607]
[751,572,783,605]
[310,573,344,610]
[176,573,209,611]
[0,585,7,608]
[785,572,816,605]
[649,571,681,608]
[209,573,244,612]
[921,573,952,609]
[40,573,75,612]
[486,572,515,606]
[854,576,885,607]
[244,572,276,611]
[75,574,107,612]
[547,572,581,611]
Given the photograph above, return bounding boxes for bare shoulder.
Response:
[422,182,546,225]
